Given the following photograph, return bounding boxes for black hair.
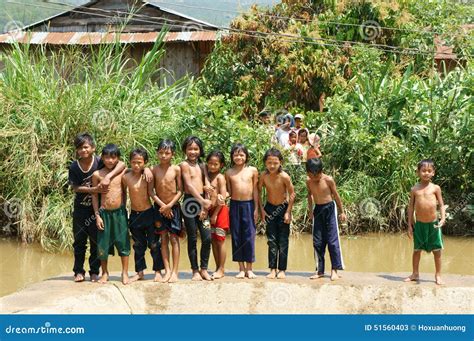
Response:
[306,158,323,174]
[101,144,121,158]
[230,143,249,166]
[74,133,95,149]
[259,110,270,117]
[130,148,148,162]
[417,159,435,170]
[206,150,225,166]
[182,136,204,159]
[289,130,297,137]
[263,147,283,173]
[157,139,176,153]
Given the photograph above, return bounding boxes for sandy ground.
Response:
[1,271,473,314]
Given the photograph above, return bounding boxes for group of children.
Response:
[69,132,446,285]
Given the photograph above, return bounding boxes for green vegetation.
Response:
[0,0,473,252]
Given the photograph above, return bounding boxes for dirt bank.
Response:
[1,271,473,314]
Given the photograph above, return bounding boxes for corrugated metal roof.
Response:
[0,31,217,45]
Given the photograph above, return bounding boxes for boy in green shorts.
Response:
[92,144,131,285]
[405,159,446,285]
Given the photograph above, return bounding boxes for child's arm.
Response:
[328,177,346,222]
[225,171,232,198]
[252,168,259,223]
[435,185,446,228]
[210,175,226,225]
[99,160,126,188]
[180,162,211,209]
[169,166,183,207]
[71,184,107,194]
[306,178,313,220]
[407,189,415,239]
[257,173,267,221]
[91,172,104,230]
[284,173,295,224]
[147,172,166,208]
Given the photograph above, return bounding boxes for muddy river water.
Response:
[1,233,472,297]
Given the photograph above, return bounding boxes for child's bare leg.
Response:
[267,269,277,279]
[433,250,444,285]
[310,272,324,279]
[330,269,340,281]
[236,262,246,278]
[246,263,257,279]
[168,234,180,283]
[212,240,226,279]
[161,233,172,282]
[121,256,130,285]
[211,239,219,270]
[98,260,109,284]
[404,250,421,282]
[277,270,286,279]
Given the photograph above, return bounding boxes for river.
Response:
[1,233,472,297]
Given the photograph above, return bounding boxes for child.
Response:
[122,148,164,283]
[306,158,346,281]
[205,151,229,280]
[298,128,311,162]
[180,136,213,281]
[294,114,304,131]
[306,133,322,160]
[258,148,295,279]
[225,143,259,279]
[68,133,125,283]
[150,140,183,283]
[92,144,131,285]
[286,129,303,165]
[405,159,446,285]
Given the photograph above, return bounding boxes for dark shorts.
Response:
[129,207,154,230]
[230,199,256,263]
[97,206,130,260]
[154,203,182,236]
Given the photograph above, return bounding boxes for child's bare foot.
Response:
[212,270,225,279]
[90,274,98,282]
[403,274,419,282]
[98,272,109,284]
[277,271,286,279]
[236,271,246,279]
[161,271,172,283]
[168,273,179,283]
[154,271,163,282]
[122,272,130,285]
[74,273,85,282]
[266,269,277,279]
[330,270,340,281]
[200,269,213,281]
[309,273,324,280]
[246,270,257,279]
[435,274,444,285]
[192,271,203,281]
[129,271,144,283]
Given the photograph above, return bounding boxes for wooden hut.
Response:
[0,0,219,82]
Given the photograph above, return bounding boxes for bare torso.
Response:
[261,172,288,205]
[412,182,439,222]
[226,166,257,201]
[153,164,180,204]
[180,161,204,195]
[307,174,334,205]
[123,172,151,212]
[208,173,225,208]
[96,168,124,210]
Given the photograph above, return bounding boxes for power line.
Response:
[5,0,472,58]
